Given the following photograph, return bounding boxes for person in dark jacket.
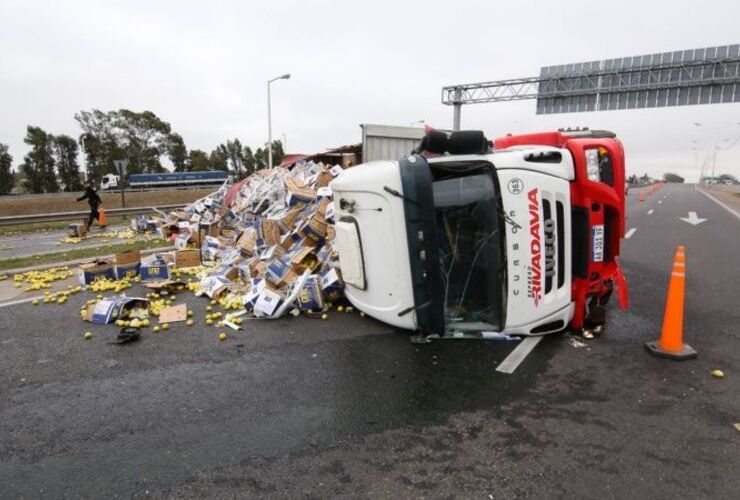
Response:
[76,180,105,231]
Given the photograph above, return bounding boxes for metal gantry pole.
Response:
[452,87,462,131]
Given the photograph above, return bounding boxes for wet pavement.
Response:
[0,224,137,259]
[0,184,739,498]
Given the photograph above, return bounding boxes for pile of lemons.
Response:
[13,267,75,291]
[218,293,244,311]
[59,229,156,245]
[172,266,206,279]
[38,285,84,305]
[87,275,139,293]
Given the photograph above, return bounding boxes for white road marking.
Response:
[496,336,543,374]
[658,200,663,204]
[647,209,654,214]
[0,295,44,308]
[680,211,707,225]
[625,228,637,239]
[697,188,740,222]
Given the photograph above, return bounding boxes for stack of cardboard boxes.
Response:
[82,161,346,318]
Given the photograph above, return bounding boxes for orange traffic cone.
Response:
[645,245,697,360]
[639,191,645,202]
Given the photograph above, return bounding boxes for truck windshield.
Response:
[432,170,506,332]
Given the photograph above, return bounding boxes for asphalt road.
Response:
[1,183,739,498]
[0,224,138,259]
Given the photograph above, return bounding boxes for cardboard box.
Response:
[316,171,334,188]
[321,268,344,301]
[303,214,327,241]
[284,177,316,206]
[175,249,201,268]
[85,296,149,324]
[278,207,303,232]
[200,275,232,298]
[159,303,188,323]
[289,246,319,273]
[237,228,258,256]
[143,279,186,292]
[114,250,141,280]
[68,223,88,238]
[140,256,171,281]
[253,288,286,317]
[258,218,282,246]
[265,257,297,287]
[78,260,115,284]
[249,260,267,278]
[243,279,265,309]
[296,275,323,311]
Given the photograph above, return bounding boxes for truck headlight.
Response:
[585,148,600,181]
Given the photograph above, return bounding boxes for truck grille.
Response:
[540,193,568,300]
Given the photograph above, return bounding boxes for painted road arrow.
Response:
[680,211,707,225]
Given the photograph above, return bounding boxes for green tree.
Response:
[76,110,121,182]
[0,143,15,195]
[208,148,228,171]
[113,109,172,173]
[76,109,182,177]
[663,172,685,183]
[718,173,737,184]
[188,149,209,171]
[167,133,188,172]
[254,140,284,170]
[53,134,82,191]
[216,139,251,178]
[20,126,58,193]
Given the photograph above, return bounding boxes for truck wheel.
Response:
[448,130,489,155]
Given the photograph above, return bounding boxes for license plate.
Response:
[592,225,604,262]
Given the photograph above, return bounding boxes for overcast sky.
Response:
[1,0,739,181]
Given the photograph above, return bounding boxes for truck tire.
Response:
[447,130,489,155]
[415,130,448,155]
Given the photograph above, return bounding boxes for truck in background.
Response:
[331,128,629,341]
[100,171,229,190]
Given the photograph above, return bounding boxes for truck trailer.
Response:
[330,128,628,340]
[100,171,229,190]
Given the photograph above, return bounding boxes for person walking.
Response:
[76,180,106,231]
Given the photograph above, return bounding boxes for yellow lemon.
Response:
[218,332,227,341]
[84,332,93,340]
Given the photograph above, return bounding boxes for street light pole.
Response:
[267,73,290,169]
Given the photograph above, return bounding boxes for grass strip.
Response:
[0,238,170,272]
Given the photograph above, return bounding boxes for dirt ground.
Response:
[700,183,740,213]
[0,188,216,216]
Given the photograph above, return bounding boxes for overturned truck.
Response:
[331,128,629,341]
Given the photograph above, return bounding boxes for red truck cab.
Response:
[494,129,629,332]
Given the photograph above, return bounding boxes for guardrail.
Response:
[0,204,184,226]
[1,184,219,199]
